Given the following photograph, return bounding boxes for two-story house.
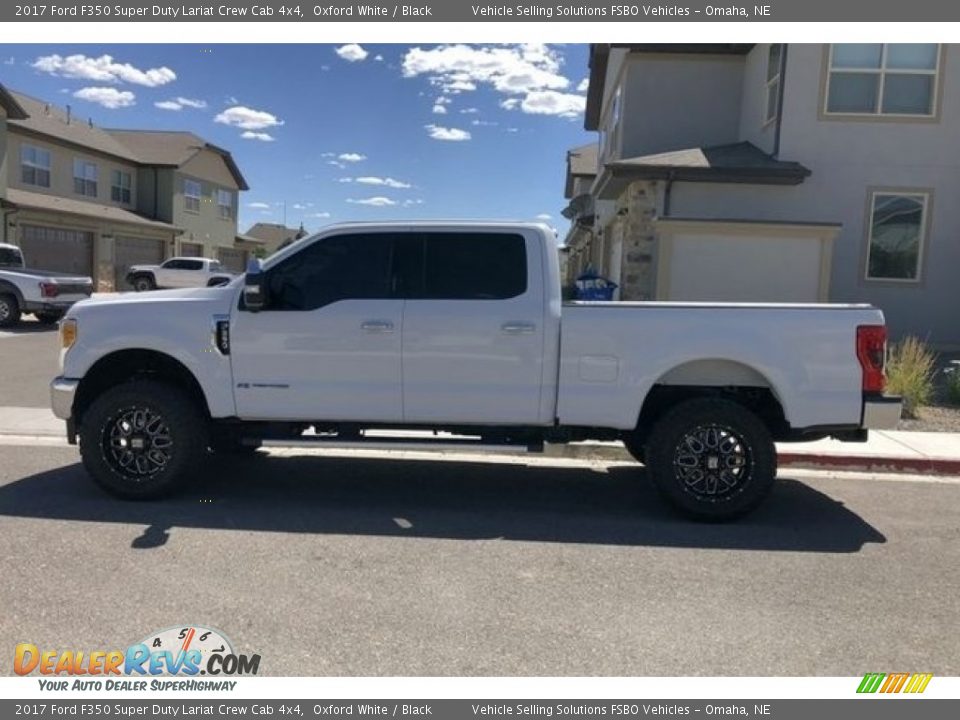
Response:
[0,85,251,288]
[107,130,249,271]
[1,89,180,291]
[575,44,960,348]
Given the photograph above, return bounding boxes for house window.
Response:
[73,159,98,197]
[600,86,621,161]
[765,44,782,123]
[20,145,51,188]
[826,44,940,117]
[111,170,132,204]
[184,179,201,213]
[217,189,232,220]
[865,191,929,282]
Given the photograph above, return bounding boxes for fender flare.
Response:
[0,279,25,308]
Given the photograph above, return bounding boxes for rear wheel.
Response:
[79,379,208,500]
[0,294,21,328]
[645,398,776,521]
[132,275,155,292]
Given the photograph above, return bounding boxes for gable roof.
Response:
[107,129,249,190]
[7,90,141,162]
[0,85,28,120]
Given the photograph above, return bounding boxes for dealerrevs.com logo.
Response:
[14,625,261,681]
[857,673,933,694]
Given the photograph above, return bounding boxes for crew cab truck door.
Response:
[229,232,403,422]
[400,230,546,425]
[155,259,180,287]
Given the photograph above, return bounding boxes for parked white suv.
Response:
[126,257,233,291]
[51,222,901,520]
[0,243,93,327]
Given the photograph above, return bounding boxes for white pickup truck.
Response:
[51,222,901,520]
[0,243,94,327]
[126,257,233,292]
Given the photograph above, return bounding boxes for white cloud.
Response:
[327,160,346,169]
[577,78,589,93]
[500,98,520,110]
[33,53,175,87]
[347,197,396,207]
[320,152,336,158]
[471,119,498,127]
[4,57,14,66]
[335,44,369,62]
[374,55,384,62]
[424,124,471,142]
[354,177,412,189]
[214,105,284,130]
[154,96,207,111]
[292,202,312,210]
[432,104,447,115]
[72,87,135,109]
[248,202,271,209]
[507,89,586,118]
[241,131,276,142]
[339,153,366,163]
[402,44,569,96]
[460,107,479,114]
[309,212,332,218]
[535,213,552,221]
[403,199,425,207]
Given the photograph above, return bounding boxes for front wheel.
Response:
[79,380,208,500]
[645,398,776,521]
[132,275,155,292]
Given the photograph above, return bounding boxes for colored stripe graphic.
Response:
[857,673,932,694]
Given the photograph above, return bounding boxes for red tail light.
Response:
[857,325,887,393]
[39,282,59,298]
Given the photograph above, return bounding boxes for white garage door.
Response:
[659,225,833,303]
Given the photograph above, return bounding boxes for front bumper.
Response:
[51,377,79,420]
[863,394,903,430]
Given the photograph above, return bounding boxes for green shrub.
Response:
[886,336,936,418]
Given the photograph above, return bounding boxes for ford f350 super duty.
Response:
[50,222,901,520]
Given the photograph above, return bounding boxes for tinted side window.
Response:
[422,233,527,300]
[182,260,204,271]
[163,259,185,270]
[266,234,393,311]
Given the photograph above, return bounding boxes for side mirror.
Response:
[243,258,266,312]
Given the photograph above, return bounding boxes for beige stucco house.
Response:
[0,85,250,289]
[572,44,960,348]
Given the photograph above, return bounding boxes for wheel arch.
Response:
[0,279,25,306]
[74,348,210,426]
[632,359,790,443]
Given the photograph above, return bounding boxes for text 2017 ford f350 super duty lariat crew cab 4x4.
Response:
[50,222,901,520]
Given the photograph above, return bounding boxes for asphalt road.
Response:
[0,320,60,407]
[1,441,958,676]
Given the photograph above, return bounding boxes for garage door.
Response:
[19,225,94,276]
[181,242,203,257]
[115,236,165,290]
[217,247,247,273]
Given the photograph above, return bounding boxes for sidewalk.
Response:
[1,406,958,476]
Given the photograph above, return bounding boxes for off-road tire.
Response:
[79,379,208,500]
[646,397,776,521]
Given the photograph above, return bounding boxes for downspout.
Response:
[663,171,676,217]
[772,44,788,158]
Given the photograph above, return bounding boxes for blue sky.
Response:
[1,44,593,234]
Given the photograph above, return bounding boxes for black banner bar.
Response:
[5,0,960,22]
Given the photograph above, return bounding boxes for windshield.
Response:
[0,247,24,268]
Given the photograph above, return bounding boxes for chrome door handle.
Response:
[501,322,536,335]
[361,320,394,333]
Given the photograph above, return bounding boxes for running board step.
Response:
[259,437,544,453]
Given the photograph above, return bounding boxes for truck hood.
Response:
[68,285,236,315]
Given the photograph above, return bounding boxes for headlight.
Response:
[60,318,77,350]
